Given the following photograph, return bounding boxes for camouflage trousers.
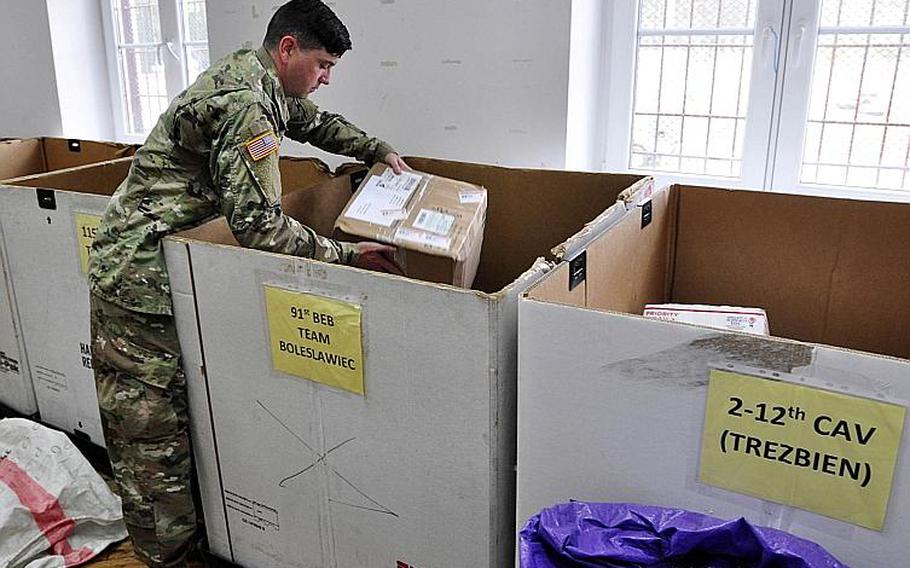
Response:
[90,294,199,567]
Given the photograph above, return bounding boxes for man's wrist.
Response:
[340,241,360,265]
[370,141,397,165]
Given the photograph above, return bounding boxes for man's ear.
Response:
[278,35,297,62]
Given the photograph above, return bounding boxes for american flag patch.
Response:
[245,131,279,161]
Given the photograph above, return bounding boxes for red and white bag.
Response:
[0,418,128,568]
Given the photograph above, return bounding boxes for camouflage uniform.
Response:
[88,46,395,567]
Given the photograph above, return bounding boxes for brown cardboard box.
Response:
[334,163,487,287]
[163,158,649,568]
[518,183,910,566]
[0,137,137,181]
[0,155,336,443]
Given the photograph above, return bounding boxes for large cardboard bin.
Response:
[0,137,136,181]
[0,137,137,417]
[0,156,337,445]
[162,158,649,568]
[517,184,910,567]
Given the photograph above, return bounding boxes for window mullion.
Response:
[157,0,186,100]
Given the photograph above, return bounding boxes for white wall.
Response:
[205,0,574,169]
[46,0,115,141]
[0,1,63,138]
[565,0,607,171]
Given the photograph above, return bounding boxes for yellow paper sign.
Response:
[264,285,364,395]
[700,369,906,530]
[74,213,102,275]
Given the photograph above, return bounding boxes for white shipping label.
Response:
[395,227,452,251]
[412,209,456,236]
[381,208,408,221]
[343,170,423,227]
[459,191,485,204]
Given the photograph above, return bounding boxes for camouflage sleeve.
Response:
[285,97,396,165]
[210,104,359,264]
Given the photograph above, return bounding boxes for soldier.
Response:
[88,1,405,566]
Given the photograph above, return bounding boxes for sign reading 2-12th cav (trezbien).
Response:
[700,369,905,531]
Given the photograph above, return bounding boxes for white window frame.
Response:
[771,1,910,202]
[600,0,910,203]
[100,0,203,143]
[604,0,787,190]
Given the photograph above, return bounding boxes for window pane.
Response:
[118,47,168,134]
[800,0,910,191]
[112,0,161,45]
[111,0,166,135]
[629,0,757,177]
[181,0,210,84]
[185,45,210,84]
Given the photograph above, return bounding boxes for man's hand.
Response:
[383,153,411,175]
[354,242,404,275]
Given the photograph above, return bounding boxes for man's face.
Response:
[276,37,339,98]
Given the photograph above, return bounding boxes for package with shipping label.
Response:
[644,303,770,335]
[334,163,487,288]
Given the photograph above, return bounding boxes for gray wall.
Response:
[205,1,574,169]
[0,1,63,138]
[47,0,115,140]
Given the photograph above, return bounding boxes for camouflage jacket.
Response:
[89,47,395,315]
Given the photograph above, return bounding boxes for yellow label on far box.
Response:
[74,213,102,275]
[700,369,906,531]
[264,285,364,395]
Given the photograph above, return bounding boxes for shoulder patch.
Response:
[245,130,279,161]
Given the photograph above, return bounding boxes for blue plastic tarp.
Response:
[519,502,848,568]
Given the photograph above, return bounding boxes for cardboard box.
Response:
[0,137,137,417]
[517,184,910,567]
[163,158,650,568]
[334,164,487,287]
[0,156,337,444]
[0,137,136,182]
[0,242,29,415]
[644,303,770,335]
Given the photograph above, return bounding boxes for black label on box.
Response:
[641,199,653,229]
[569,251,587,291]
[67,139,82,152]
[349,168,369,188]
[36,189,57,210]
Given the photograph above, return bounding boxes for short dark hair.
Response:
[263,0,352,56]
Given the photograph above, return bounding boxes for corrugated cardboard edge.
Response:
[278,155,333,181]
[527,176,654,301]
[166,231,552,303]
[0,139,47,182]
[0,156,134,192]
[551,176,654,262]
[162,238,234,560]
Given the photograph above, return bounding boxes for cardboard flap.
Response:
[525,260,584,305]
[671,186,910,359]
[282,174,354,236]
[4,157,133,196]
[404,156,645,293]
[174,171,356,248]
[553,177,655,262]
[586,185,672,315]
[42,138,136,171]
[278,156,333,195]
[0,138,46,181]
